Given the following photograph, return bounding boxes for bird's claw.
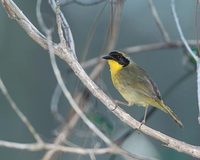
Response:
[138,120,145,129]
[111,104,118,111]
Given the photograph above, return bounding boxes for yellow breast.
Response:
[108,60,123,75]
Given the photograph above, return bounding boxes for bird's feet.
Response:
[111,104,118,111]
[138,119,145,129]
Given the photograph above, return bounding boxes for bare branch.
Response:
[124,40,197,54]
[47,18,112,145]
[61,0,107,6]
[47,32,140,160]
[0,78,44,144]
[66,40,198,72]
[42,1,113,159]
[0,140,123,155]
[55,4,67,48]
[43,6,142,160]
[148,0,170,42]
[1,0,200,158]
[50,84,64,122]
[197,63,200,124]
[171,0,198,62]
[42,113,81,160]
[0,139,148,160]
[49,0,76,58]
[171,0,200,124]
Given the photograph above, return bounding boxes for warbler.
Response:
[103,51,183,127]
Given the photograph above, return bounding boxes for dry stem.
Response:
[1,0,200,159]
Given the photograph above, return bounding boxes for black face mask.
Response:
[109,51,130,67]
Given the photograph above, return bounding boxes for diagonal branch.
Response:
[0,78,44,144]
[49,0,76,57]
[148,0,170,42]
[171,0,200,124]
[44,9,139,160]
[171,0,198,62]
[1,0,200,158]
[47,26,112,146]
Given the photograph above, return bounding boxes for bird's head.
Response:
[103,51,130,67]
[102,51,130,74]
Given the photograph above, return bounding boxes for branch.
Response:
[49,0,76,57]
[47,19,112,145]
[1,0,200,158]
[42,1,125,159]
[171,0,200,124]
[171,0,198,62]
[148,0,170,42]
[0,139,151,160]
[61,0,107,6]
[0,140,122,155]
[124,40,197,54]
[0,78,44,144]
[43,6,139,160]
[65,40,198,72]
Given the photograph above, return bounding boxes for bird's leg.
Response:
[142,106,148,124]
[139,107,148,129]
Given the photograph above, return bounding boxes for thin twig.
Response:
[0,140,148,160]
[45,3,142,160]
[171,0,200,124]
[197,63,200,124]
[89,0,125,87]
[0,140,119,155]
[2,0,200,158]
[55,4,67,48]
[41,114,82,160]
[148,0,170,42]
[124,40,197,54]
[89,153,97,160]
[54,37,200,158]
[47,22,140,160]
[81,1,108,62]
[49,3,126,158]
[49,0,76,58]
[67,40,198,73]
[42,1,108,159]
[50,84,64,122]
[47,24,112,146]
[0,78,44,144]
[62,0,107,6]
[37,1,112,159]
[171,0,198,62]
[195,0,200,55]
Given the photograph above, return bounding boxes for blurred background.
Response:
[0,0,200,160]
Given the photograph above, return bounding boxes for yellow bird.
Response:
[103,51,183,127]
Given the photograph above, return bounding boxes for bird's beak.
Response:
[102,55,113,60]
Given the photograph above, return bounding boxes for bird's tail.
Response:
[158,101,183,127]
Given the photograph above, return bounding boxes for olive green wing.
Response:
[127,64,162,101]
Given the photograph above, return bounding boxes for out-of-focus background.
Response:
[0,0,200,160]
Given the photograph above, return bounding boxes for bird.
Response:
[102,50,183,127]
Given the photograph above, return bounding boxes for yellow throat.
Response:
[108,60,123,75]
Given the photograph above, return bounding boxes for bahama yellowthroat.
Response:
[103,51,183,127]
